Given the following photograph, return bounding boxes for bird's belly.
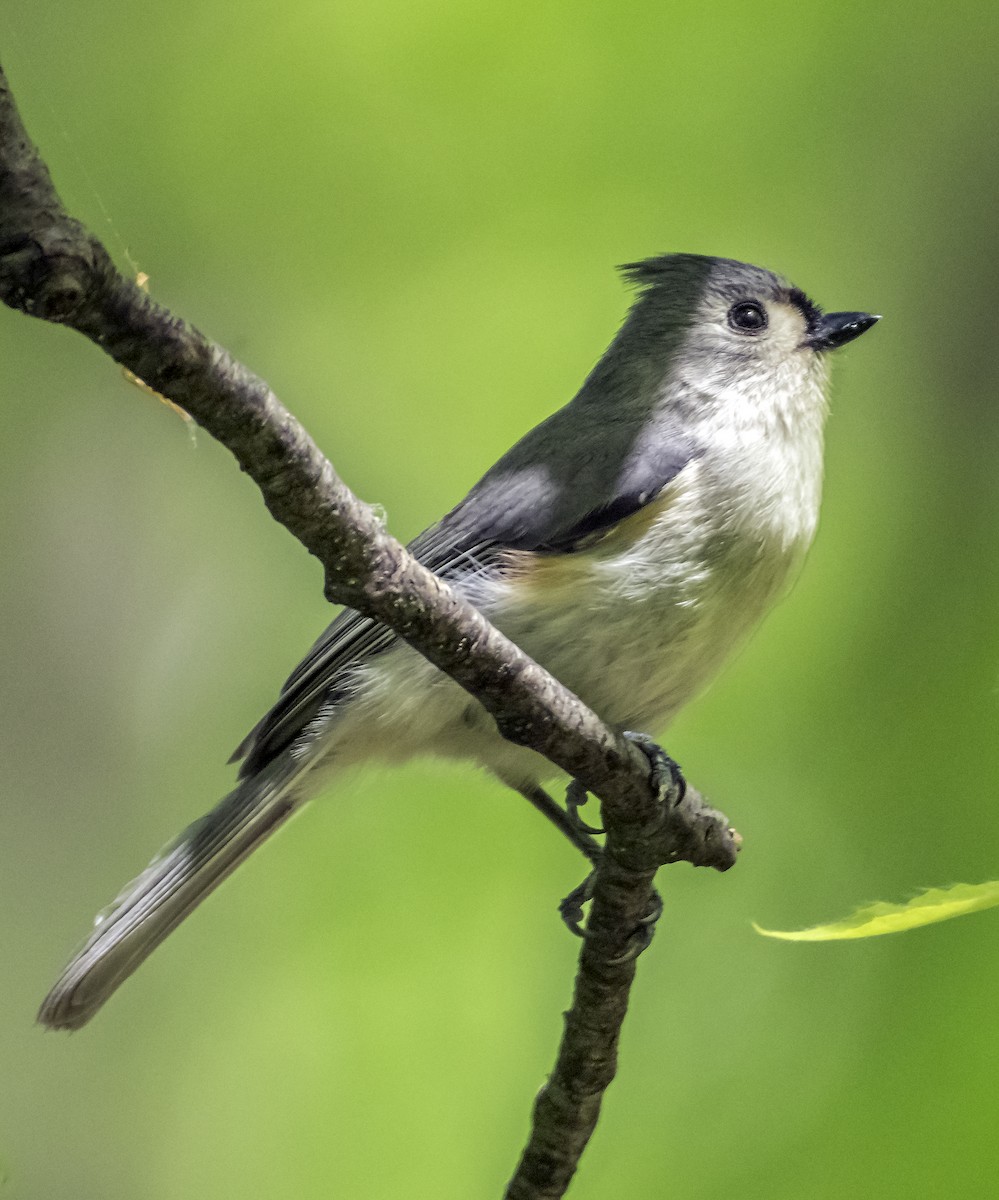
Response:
[494,547,793,732]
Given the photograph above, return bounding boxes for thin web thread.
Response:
[3,12,141,277]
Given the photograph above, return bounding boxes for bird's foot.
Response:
[557,732,684,955]
[559,866,663,961]
[606,887,663,963]
[558,869,595,937]
[622,730,687,813]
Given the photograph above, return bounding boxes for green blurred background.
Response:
[1,2,997,1197]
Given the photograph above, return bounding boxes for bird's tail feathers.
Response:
[38,758,309,1031]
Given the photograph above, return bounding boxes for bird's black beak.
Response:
[807,311,880,352]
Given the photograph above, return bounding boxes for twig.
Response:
[505,781,737,1199]
[0,59,738,1196]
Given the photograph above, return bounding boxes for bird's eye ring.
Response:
[727,301,768,333]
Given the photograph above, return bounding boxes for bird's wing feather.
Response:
[233,410,698,776]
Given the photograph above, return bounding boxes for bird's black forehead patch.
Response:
[786,286,822,331]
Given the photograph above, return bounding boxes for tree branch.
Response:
[0,60,738,1197]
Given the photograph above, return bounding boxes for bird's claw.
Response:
[604,887,663,964]
[559,870,595,937]
[565,778,604,835]
[623,730,687,811]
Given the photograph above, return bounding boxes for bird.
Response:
[38,253,878,1030]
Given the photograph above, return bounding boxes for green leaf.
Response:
[753,881,999,941]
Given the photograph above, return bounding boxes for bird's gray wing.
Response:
[233,407,699,776]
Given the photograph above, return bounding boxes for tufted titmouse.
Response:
[39,253,878,1029]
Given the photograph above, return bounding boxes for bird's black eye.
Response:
[727,301,768,333]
